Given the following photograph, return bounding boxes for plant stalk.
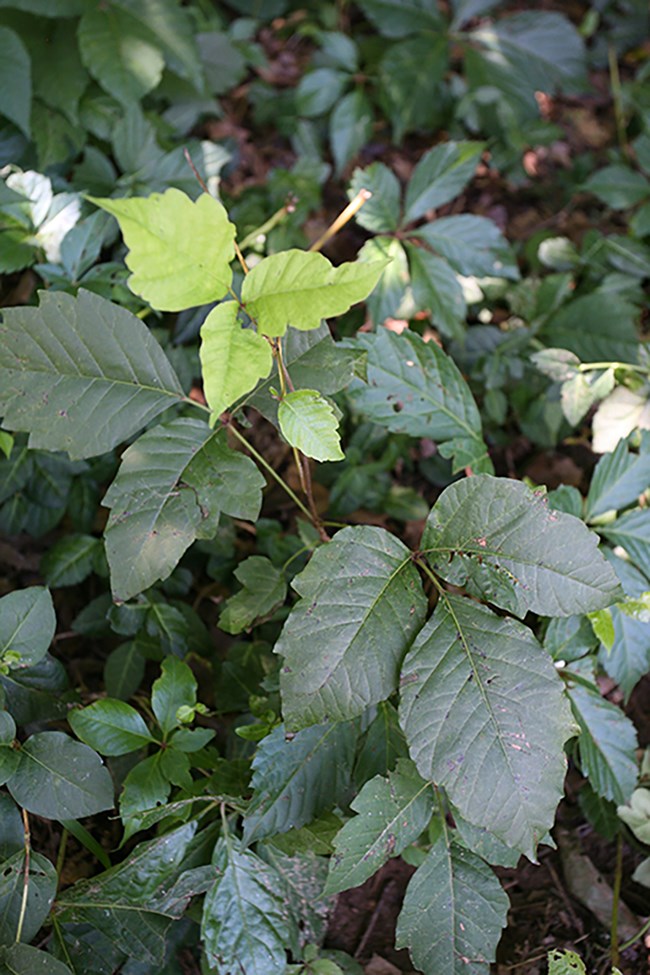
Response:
[15,808,30,943]
[309,188,372,253]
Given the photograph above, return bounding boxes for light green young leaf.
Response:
[399,596,572,858]
[547,949,588,974]
[104,418,264,602]
[278,389,344,462]
[241,249,387,337]
[0,431,13,459]
[0,289,184,459]
[55,822,198,965]
[567,682,638,804]
[423,475,623,618]
[151,656,197,735]
[0,587,55,670]
[219,556,287,635]
[348,329,491,474]
[202,837,294,975]
[200,301,273,418]
[8,731,114,820]
[325,759,433,895]
[69,699,155,756]
[78,5,164,108]
[0,850,57,945]
[243,720,357,846]
[0,27,31,138]
[395,832,509,975]
[404,142,484,224]
[276,525,427,730]
[90,190,236,311]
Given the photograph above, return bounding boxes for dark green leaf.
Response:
[601,509,650,579]
[0,850,57,945]
[41,535,101,588]
[220,557,287,635]
[413,214,519,279]
[104,641,146,701]
[406,245,466,341]
[258,846,331,952]
[567,682,638,804]
[202,837,293,975]
[55,822,198,964]
[356,0,443,37]
[586,437,650,519]
[583,165,650,210]
[0,944,72,975]
[0,587,55,669]
[243,720,357,845]
[119,753,170,839]
[329,89,374,176]
[348,329,491,474]
[296,68,349,117]
[399,596,572,857]
[325,759,433,894]
[349,164,401,233]
[395,832,509,975]
[540,293,640,363]
[276,525,427,729]
[423,475,623,618]
[0,290,184,459]
[599,604,650,702]
[69,699,155,756]
[0,27,31,138]
[151,657,196,735]
[404,142,484,225]
[353,701,408,785]
[104,418,264,601]
[8,732,113,820]
[357,237,410,323]
[378,35,447,142]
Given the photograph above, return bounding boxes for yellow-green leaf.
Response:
[90,189,236,311]
[278,389,344,462]
[200,302,273,419]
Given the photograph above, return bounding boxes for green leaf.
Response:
[8,731,113,820]
[104,641,146,700]
[406,245,467,341]
[0,432,13,460]
[586,438,650,519]
[55,822,199,964]
[348,329,491,474]
[219,556,287,635]
[325,759,433,895]
[412,214,519,279]
[0,850,57,944]
[69,699,155,756]
[119,753,170,838]
[469,11,586,94]
[116,0,202,90]
[276,525,427,730]
[90,190,236,311]
[151,657,196,735]
[241,249,387,338]
[296,68,349,118]
[258,846,331,952]
[592,387,650,455]
[200,302,273,418]
[0,587,55,670]
[378,35,448,142]
[356,0,443,37]
[601,508,650,579]
[547,949,588,975]
[540,293,640,363]
[583,165,650,210]
[358,236,410,323]
[267,811,343,857]
[404,142,484,225]
[423,475,623,618]
[104,418,264,601]
[41,534,101,588]
[567,681,638,804]
[243,720,357,845]
[78,5,164,107]
[202,837,294,975]
[353,701,408,785]
[329,89,374,176]
[599,603,650,701]
[278,389,344,462]
[0,289,184,459]
[0,27,31,138]
[0,944,72,975]
[399,596,572,858]
[349,163,401,233]
[395,832,509,975]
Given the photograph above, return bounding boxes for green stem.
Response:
[226,422,313,522]
[579,361,650,375]
[55,826,69,887]
[620,914,650,952]
[15,809,30,943]
[239,202,294,251]
[610,832,623,968]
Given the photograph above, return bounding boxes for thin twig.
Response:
[309,189,372,252]
[15,808,30,943]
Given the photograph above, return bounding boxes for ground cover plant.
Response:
[0,1,649,974]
